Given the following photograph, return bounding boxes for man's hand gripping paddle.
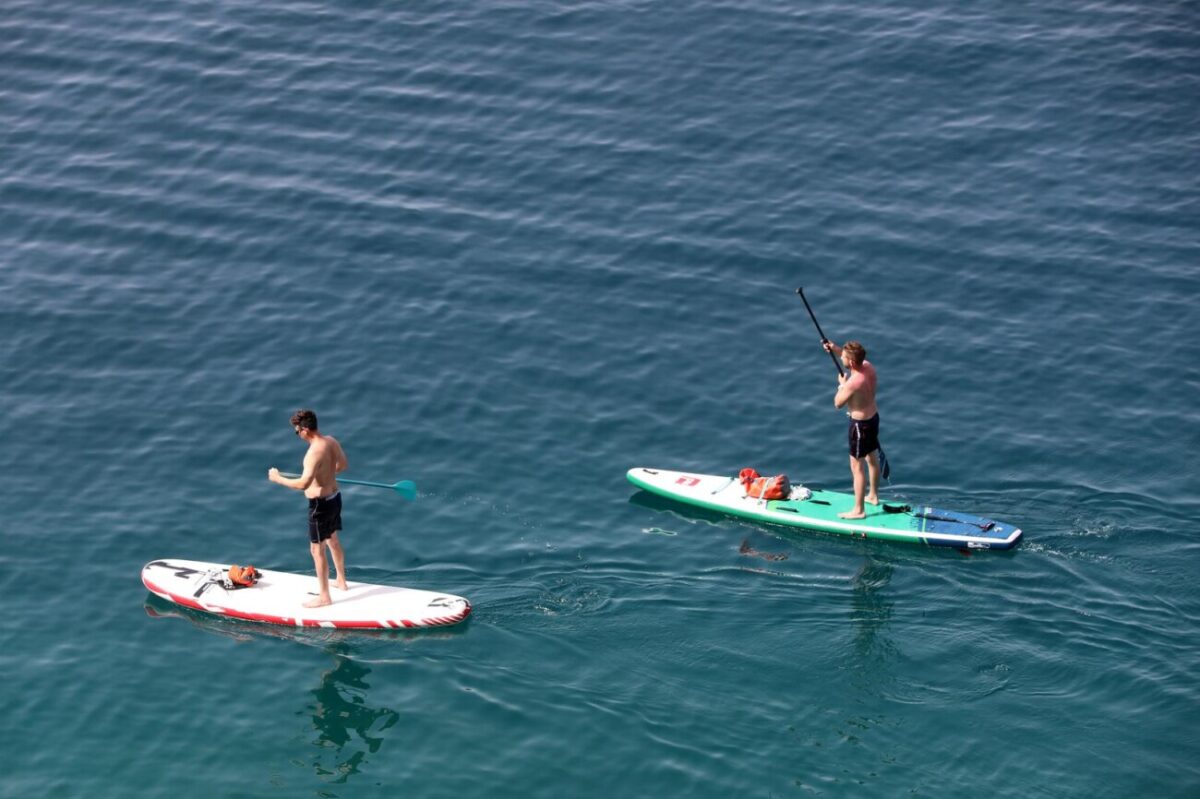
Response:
[795,288,891,480]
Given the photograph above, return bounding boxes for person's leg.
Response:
[840,455,867,519]
[304,540,332,607]
[865,451,880,506]
[325,532,347,590]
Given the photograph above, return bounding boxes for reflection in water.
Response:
[782,552,900,790]
[827,555,898,771]
[141,596,460,792]
[849,555,895,665]
[302,649,399,786]
[738,538,789,561]
[627,489,732,527]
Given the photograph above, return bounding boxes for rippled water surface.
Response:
[3,1,1199,796]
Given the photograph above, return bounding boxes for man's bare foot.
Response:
[866,495,879,506]
[303,596,332,608]
[838,510,867,520]
[334,580,349,591]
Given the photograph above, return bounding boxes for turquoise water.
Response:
[4,1,1199,796]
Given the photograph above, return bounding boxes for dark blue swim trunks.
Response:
[848,414,880,459]
[307,492,342,544]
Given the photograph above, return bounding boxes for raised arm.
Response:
[833,370,862,409]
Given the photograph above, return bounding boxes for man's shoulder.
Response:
[319,434,345,457]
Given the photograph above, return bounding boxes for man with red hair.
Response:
[823,340,881,520]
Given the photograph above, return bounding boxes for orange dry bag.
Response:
[227,564,261,587]
[739,468,791,500]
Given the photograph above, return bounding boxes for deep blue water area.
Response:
[3,1,1199,796]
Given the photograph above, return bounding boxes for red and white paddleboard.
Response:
[141,559,471,630]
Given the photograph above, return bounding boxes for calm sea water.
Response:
[3,1,1199,796]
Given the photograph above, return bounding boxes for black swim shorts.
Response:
[848,414,880,459]
[307,492,342,544]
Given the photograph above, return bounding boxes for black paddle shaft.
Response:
[796,287,844,377]
[795,287,892,480]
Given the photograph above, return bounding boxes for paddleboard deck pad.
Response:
[142,559,471,629]
[627,468,1022,550]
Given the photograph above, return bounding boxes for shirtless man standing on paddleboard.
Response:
[823,340,880,520]
[268,409,349,607]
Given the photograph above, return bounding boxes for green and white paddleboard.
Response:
[627,467,1022,550]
